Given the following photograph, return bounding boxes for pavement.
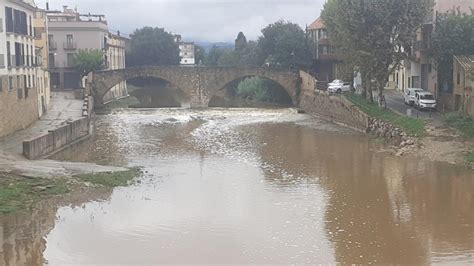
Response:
[384,89,443,126]
[0,91,84,158]
[0,91,128,178]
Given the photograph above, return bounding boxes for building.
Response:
[451,55,474,116]
[0,0,50,138]
[392,0,474,94]
[175,34,196,65]
[33,8,50,116]
[46,5,128,102]
[103,31,128,103]
[179,42,195,65]
[306,17,339,83]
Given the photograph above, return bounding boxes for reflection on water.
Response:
[4,108,474,264]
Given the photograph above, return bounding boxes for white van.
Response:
[415,91,437,110]
[404,88,424,106]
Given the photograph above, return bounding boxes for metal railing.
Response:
[63,42,77,50]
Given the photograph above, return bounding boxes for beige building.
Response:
[33,8,50,116]
[0,0,50,138]
[392,0,474,94]
[451,55,474,116]
[103,32,128,103]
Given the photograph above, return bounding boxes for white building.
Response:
[0,0,51,138]
[175,34,195,65]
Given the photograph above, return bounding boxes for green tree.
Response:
[256,20,311,68]
[73,49,105,77]
[127,27,180,66]
[235,32,248,52]
[194,45,206,65]
[322,0,433,104]
[205,45,226,66]
[432,11,474,92]
[236,76,269,102]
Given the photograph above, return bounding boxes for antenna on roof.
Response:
[46,1,49,10]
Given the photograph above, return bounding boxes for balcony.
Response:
[63,42,77,50]
[49,41,57,50]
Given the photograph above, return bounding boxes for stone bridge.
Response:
[90,66,301,108]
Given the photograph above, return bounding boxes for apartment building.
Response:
[392,0,474,95]
[0,0,50,138]
[306,17,339,83]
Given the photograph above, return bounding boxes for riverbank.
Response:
[344,93,474,168]
[0,168,141,214]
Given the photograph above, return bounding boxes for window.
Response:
[67,53,75,67]
[8,76,13,90]
[457,72,461,85]
[0,18,3,33]
[5,7,13,32]
[66,34,73,44]
[6,41,11,67]
[0,77,3,91]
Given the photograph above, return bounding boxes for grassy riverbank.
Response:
[346,94,425,136]
[0,168,141,215]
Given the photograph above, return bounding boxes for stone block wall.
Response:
[299,90,369,132]
[0,77,40,138]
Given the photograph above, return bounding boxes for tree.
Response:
[256,20,311,68]
[73,49,105,77]
[432,11,474,93]
[194,45,206,65]
[235,32,248,52]
[205,45,227,66]
[236,76,269,102]
[322,0,433,104]
[127,27,181,66]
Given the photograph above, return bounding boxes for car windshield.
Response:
[331,80,343,84]
[421,95,434,100]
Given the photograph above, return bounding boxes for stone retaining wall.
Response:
[298,71,415,147]
[22,94,93,160]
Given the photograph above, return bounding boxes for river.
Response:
[1,108,473,264]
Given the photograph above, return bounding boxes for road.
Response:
[384,89,443,125]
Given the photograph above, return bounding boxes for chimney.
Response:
[63,5,68,12]
[117,30,121,36]
[46,1,49,10]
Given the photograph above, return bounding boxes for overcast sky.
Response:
[36,0,325,42]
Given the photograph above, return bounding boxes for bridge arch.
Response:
[208,75,294,107]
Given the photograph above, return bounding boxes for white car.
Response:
[414,91,437,110]
[327,80,352,93]
[404,88,424,106]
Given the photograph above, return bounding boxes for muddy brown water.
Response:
[1,108,473,265]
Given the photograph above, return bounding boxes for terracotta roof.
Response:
[308,17,326,30]
[455,55,474,76]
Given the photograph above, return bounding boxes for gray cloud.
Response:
[37,0,324,42]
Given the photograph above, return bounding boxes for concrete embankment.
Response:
[22,94,93,160]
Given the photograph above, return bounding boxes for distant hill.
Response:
[195,41,234,52]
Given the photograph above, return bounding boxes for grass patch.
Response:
[75,168,141,187]
[444,112,474,139]
[0,173,71,214]
[346,94,425,136]
[464,151,474,164]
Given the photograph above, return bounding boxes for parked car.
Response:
[414,91,437,110]
[327,80,352,93]
[404,88,424,106]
